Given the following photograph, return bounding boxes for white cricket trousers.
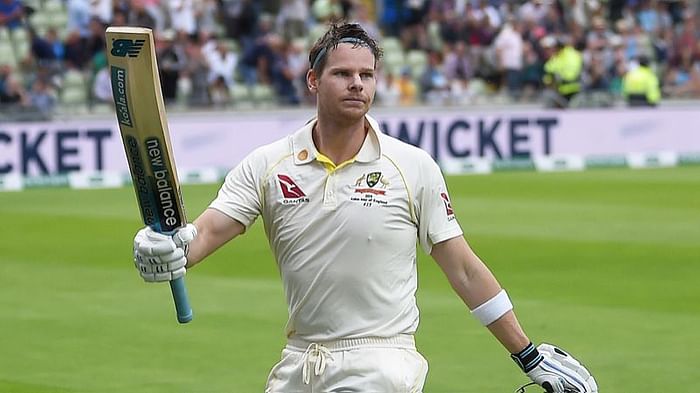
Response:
[265,334,428,393]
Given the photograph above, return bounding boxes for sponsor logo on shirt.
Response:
[440,192,455,220]
[277,174,309,204]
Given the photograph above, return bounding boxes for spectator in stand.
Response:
[205,39,238,89]
[128,0,157,30]
[397,67,418,106]
[583,18,614,87]
[92,63,113,104]
[663,44,700,98]
[239,18,277,86]
[518,0,550,25]
[585,56,611,98]
[268,35,299,105]
[168,0,196,36]
[29,76,57,116]
[276,0,308,41]
[29,27,57,65]
[464,7,495,47]
[312,0,343,23]
[443,41,474,83]
[67,0,91,37]
[46,28,66,63]
[419,49,450,105]
[541,3,566,35]
[493,16,524,99]
[0,65,12,100]
[196,0,219,35]
[424,7,444,52]
[473,0,502,31]
[351,3,382,42]
[64,30,90,70]
[673,11,699,57]
[622,55,660,106]
[219,0,258,46]
[156,29,186,103]
[520,40,544,101]
[439,11,467,47]
[85,17,107,61]
[111,10,128,26]
[209,75,231,107]
[91,0,112,25]
[375,70,400,106]
[0,0,24,30]
[541,35,583,108]
[0,66,29,108]
[399,0,429,50]
[285,37,308,104]
[182,35,211,107]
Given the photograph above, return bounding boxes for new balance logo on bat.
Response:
[111,39,146,58]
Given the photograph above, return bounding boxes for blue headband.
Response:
[311,37,369,70]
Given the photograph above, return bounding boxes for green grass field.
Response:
[1,167,698,393]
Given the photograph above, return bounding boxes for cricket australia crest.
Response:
[351,171,390,207]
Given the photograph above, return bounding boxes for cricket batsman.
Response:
[132,23,597,392]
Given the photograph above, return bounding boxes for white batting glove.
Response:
[513,343,597,393]
[133,224,197,282]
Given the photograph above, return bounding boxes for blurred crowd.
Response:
[1,0,700,118]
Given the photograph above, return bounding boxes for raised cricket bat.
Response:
[106,26,193,323]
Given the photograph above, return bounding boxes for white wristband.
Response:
[470,289,513,326]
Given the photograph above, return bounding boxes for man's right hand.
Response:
[133,224,197,282]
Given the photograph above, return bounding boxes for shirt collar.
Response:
[291,114,383,165]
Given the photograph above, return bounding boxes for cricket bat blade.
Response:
[106,26,193,323]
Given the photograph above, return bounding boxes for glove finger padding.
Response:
[173,224,197,248]
[527,344,598,393]
[133,226,191,283]
[134,227,178,256]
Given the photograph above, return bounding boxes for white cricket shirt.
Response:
[209,115,463,341]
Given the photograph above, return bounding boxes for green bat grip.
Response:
[170,277,193,323]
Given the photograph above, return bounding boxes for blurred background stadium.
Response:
[1,0,700,117]
[1,1,699,392]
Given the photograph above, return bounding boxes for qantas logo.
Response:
[277,174,309,204]
[440,192,455,217]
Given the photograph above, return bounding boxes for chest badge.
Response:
[351,172,390,207]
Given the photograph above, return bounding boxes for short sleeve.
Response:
[208,151,264,229]
[416,157,463,255]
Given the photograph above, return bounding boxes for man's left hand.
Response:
[526,343,597,393]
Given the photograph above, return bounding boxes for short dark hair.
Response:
[308,23,383,75]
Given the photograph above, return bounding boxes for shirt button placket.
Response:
[323,173,337,209]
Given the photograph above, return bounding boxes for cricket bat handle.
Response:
[170,277,193,323]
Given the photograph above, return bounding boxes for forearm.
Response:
[431,237,530,353]
[186,208,245,267]
[486,310,530,354]
[448,258,530,353]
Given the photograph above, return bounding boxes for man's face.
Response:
[309,43,376,122]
